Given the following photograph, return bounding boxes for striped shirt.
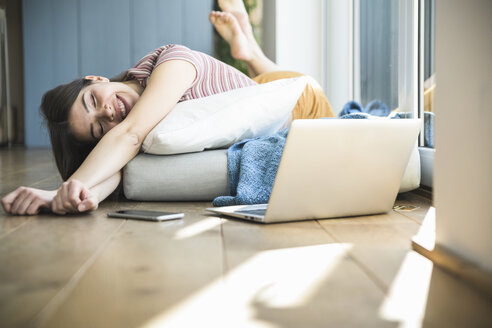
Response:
[125,44,257,102]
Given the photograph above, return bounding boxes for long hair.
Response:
[40,78,95,181]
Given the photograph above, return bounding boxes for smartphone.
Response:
[107,209,184,222]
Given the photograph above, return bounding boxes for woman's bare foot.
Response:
[211,1,280,77]
[217,0,255,40]
[209,11,258,62]
[218,0,247,13]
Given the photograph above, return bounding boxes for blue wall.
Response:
[23,0,214,147]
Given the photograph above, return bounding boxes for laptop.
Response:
[207,118,420,223]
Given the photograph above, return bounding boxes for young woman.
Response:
[2,0,334,216]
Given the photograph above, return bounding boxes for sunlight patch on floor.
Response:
[173,217,223,240]
[379,207,436,327]
[225,243,352,309]
[143,243,351,328]
[412,206,436,250]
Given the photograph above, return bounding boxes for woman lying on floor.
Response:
[1,0,334,216]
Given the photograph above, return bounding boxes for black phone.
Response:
[107,210,184,222]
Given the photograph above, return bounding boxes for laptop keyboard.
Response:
[234,208,267,216]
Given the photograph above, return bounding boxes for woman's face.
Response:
[68,76,140,142]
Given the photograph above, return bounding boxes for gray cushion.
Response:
[123,146,420,201]
[123,149,230,201]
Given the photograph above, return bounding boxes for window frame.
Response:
[401,0,435,189]
[417,0,435,188]
[336,0,434,188]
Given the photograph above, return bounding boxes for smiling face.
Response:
[68,76,141,142]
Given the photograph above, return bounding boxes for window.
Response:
[354,0,435,187]
[355,0,399,112]
[323,0,434,187]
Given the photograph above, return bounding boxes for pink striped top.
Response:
[125,44,257,102]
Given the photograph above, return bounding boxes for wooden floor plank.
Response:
[0,201,132,328]
[2,148,490,328]
[0,216,33,240]
[28,174,63,191]
[41,202,224,328]
[395,192,432,224]
[0,165,59,195]
[217,218,396,328]
[0,149,55,179]
[317,212,422,291]
[0,148,59,196]
[1,172,61,241]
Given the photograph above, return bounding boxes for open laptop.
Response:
[207,118,421,223]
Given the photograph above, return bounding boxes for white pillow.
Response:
[142,77,307,155]
[399,142,421,193]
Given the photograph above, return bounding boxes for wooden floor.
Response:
[1,148,491,328]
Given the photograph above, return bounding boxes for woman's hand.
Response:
[1,187,55,215]
[51,180,99,215]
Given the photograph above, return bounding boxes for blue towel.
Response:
[423,112,434,148]
[364,100,390,117]
[212,129,289,206]
[212,113,397,207]
[339,100,364,116]
[339,100,390,117]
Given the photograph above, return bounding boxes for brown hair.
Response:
[40,78,95,181]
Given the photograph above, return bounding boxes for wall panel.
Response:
[23,0,78,147]
[79,0,131,77]
[130,0,183,64]
[23,0,213,147]
[183,0,213,55]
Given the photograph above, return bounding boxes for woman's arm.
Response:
[87,171,121,207]
[1,187,54,215]
[51,171,121,214]
[2,171,121,215]
[70,60,196,188]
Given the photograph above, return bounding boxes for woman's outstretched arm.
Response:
[2,171,121,215]
[61,60,196,196]
[51,171,121,214]
[1,187,54,215]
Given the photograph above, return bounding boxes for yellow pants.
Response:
[253,71,335,119]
